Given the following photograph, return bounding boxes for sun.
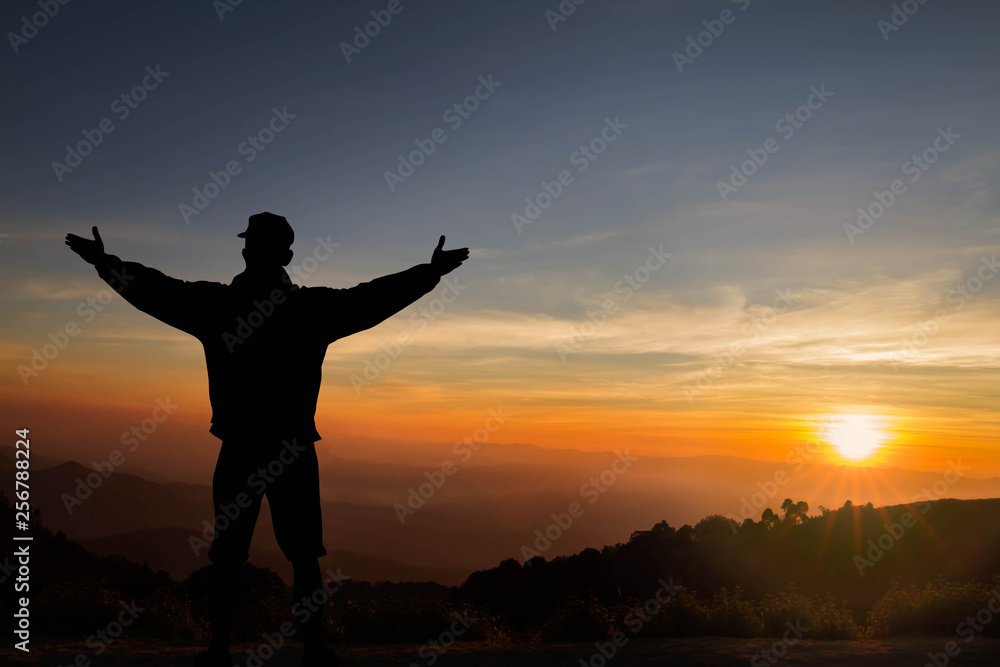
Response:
[820,414,889,462]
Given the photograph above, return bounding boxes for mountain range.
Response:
[3,444,998,585]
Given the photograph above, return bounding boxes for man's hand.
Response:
[430,235,469,275]
[65,226,106,265]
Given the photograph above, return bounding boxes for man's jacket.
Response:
[94,254,441,443]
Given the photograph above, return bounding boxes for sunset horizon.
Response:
[2,1,999,664]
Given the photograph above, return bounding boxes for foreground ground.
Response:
[4,637,998,666]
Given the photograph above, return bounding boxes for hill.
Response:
[5,446,1000,586]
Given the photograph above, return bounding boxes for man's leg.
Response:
[267,439,335,664]
[292,558,323,648]
[202,440,262,660]
[208,560,242,653]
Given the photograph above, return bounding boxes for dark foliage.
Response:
[3,492,998,644]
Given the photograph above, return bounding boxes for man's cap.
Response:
[237,212,294,248]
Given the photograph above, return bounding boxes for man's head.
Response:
[238,212,294,269]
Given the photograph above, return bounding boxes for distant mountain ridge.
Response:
[3,446,999,585]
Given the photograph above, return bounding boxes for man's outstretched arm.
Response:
[65,226,215,336]
[322,235,469,339]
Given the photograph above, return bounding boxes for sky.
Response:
[2,0,999,483]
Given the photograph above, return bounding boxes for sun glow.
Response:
[821,414,890,462]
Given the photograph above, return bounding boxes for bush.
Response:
[141,580,202,641]
[539,596,621,642]
[759,590,860,639]
[332,591,455,643]
[640,588,712,637]
[706,588,762,637]
[33,579,123,635]
[868,579,1000,637]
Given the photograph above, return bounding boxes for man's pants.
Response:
[207,438,327,564]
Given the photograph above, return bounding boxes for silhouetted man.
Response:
[66,213,469,667]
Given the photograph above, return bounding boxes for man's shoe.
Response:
[303,645,340,666]
[194,648,232,667]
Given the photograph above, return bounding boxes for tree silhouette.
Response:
[781,498,810,524]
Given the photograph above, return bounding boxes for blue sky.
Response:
[2,0,999,472]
